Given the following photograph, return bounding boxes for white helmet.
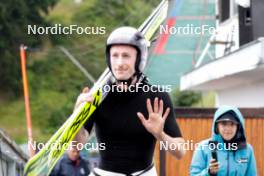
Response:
[105,26,148,74]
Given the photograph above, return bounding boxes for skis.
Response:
[23,1,168,175]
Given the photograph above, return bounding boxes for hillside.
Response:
[0,0,160,143]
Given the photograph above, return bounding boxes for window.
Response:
[219,0,230,22]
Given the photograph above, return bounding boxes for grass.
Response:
[47,0,96,25]
[0,98,51,143]
[0,91,69,143]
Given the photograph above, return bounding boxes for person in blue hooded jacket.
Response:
[190,106,257,176]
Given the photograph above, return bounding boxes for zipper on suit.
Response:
[227,152,230,176]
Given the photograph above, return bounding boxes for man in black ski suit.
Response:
[74,26,185,176]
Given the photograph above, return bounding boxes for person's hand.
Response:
[209,159,220,175]
[74,87,94,110]
[137,97,170,140]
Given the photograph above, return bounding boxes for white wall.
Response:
[216,80,264,107]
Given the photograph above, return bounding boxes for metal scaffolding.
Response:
[0,129,28,176]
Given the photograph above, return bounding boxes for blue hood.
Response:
[212,106,246,144]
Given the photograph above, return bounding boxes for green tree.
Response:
[172,88,202,107]
[0,0,57,96]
